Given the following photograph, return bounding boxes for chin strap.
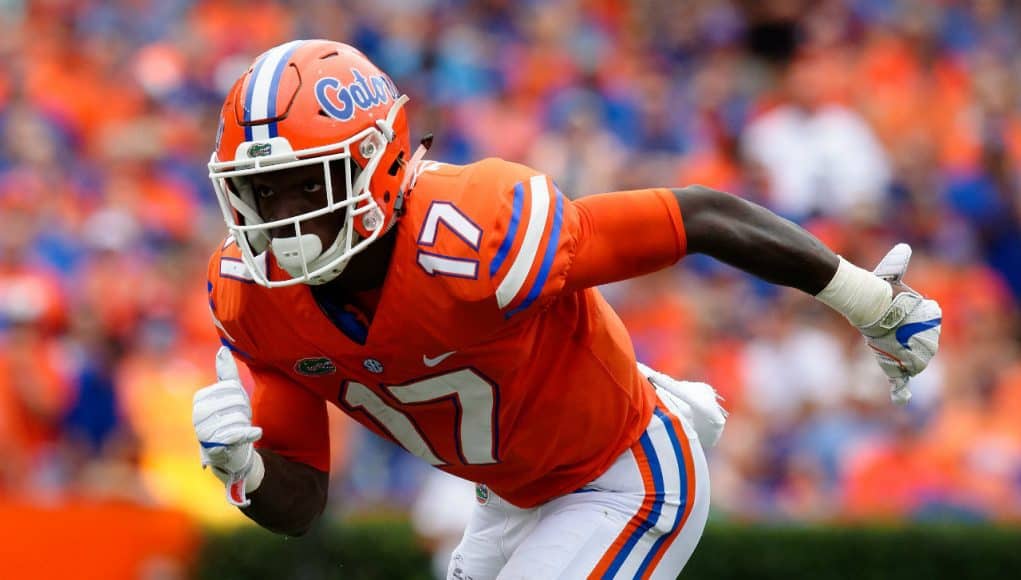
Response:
[400,133,434,193]
[376,94,410,143]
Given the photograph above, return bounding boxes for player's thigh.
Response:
[498,403,711,579]
[493,496,638,580]
[447,485,539,580]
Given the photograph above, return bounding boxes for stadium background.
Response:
[1,0,1020,578]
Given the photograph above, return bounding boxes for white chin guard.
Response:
[271,234,324,278]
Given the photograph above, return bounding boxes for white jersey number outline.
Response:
[340,368,498,465]
[416,201,483,279]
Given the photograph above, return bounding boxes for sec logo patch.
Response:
[363,358,384,374]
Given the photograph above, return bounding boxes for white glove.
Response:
[638,362,727,451]
[857,244,942,405]
[193,346,265,507]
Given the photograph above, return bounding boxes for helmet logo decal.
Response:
[246,142,273,158]
[315,68,400,121]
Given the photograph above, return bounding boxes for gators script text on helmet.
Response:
[209,39,411,287]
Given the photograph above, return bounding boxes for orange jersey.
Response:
[207,158,686,507]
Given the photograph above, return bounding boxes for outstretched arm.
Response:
[674,185,838,294]
[570,184,889,324]
[565,184,941,402]
[675,185,941,403]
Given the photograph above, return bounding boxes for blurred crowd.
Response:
[1,0,1020,534]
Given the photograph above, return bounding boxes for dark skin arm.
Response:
[672,185,840,295]
[240,449,329,537]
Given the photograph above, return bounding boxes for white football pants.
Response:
[447,388,711,579]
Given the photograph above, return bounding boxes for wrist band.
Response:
[815,257,892,327]
[245,450,265,493]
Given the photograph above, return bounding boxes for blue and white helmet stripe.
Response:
[244,40,305,142]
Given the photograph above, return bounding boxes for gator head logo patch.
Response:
[294,357,337,377]
[246,142,273,158]
[475,483,490,505]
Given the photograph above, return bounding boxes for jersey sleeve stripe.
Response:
[504,187,563,318]
[220,257,257,283]
[495,175,551,308]
[219,336,252,360]
[489,182,524,277]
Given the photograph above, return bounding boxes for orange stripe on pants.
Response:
[639,409,696,578]
[588,438,657,579]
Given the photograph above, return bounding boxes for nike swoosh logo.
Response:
[423,351,456,367]
[199,441,228,449]
[895,318,941,348]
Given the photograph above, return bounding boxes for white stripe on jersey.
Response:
[219,252,267,281]
[248,40,302,141]
[496,174,550,308]
[220,258,254,281]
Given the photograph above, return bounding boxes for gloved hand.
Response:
[857,244,942,405]
[193,346,264,507]
[638,362,727,451]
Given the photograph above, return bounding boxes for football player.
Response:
[193,40,941,579]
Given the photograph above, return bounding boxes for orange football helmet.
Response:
[209,40,411,287]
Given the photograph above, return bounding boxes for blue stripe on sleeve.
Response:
[504,188,562,318]
[220,336,253,360]
[489,182,524,277]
